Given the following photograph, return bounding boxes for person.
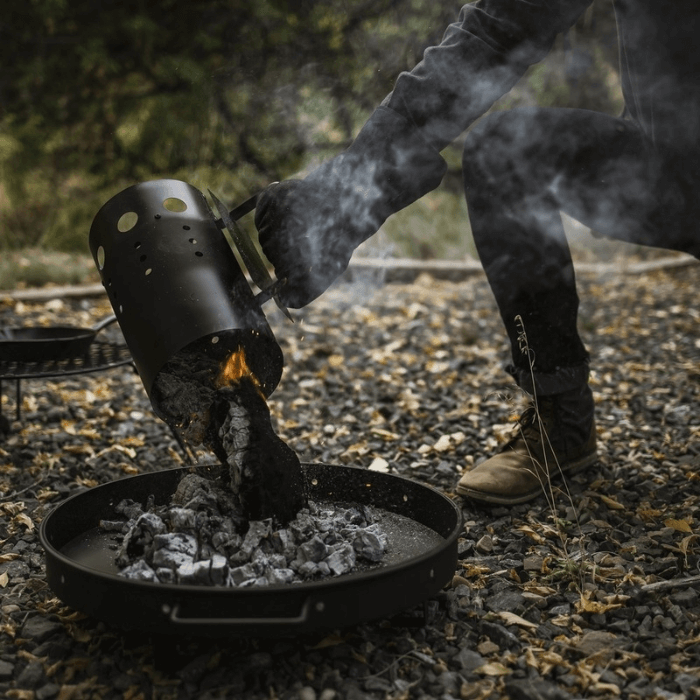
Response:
[254,0,700,506]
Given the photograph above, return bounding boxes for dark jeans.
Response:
[462,107,700,394]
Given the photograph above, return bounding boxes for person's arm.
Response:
[256,0,592,308]
[385,0,592,151]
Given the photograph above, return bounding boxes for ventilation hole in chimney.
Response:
[145,268,153,276]
[195,251,203,257]
[117,212,138,232]
[134,242,141,249]
[96,246,105,270]
[189,238,197,244]
[183,225,191,230]
[211,336,219,344]
[140,255,147,262]
[163,197,187,213]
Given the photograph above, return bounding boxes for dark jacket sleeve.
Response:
[383,0,593,152]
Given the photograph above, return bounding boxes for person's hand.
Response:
[255,106,447,308]
[255,177,360,308]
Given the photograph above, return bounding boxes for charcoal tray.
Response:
[40,464,462,638]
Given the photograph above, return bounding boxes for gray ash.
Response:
[105,473,388,586]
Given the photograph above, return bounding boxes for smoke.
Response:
[258,0,700,319]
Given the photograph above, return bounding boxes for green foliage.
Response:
[0,0,621,260]
[1,0,458,253]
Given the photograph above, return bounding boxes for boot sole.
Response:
[455,448,599,506]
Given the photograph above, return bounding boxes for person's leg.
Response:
[457,107,700,505]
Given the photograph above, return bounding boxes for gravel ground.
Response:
[1,257,700,700]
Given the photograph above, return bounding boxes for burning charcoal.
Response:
[266,568,295,585]
[352,530,386,562]
[251,548,270,568]
[153,342,307,525]
[229,562,258,586]
[290,511,316,541]
[121,560,157,581]
[298,561,318,578]
[116,512,167,565]
[111,490,392,587]
[156,567,176,584]
[236,519,272,560]
[211,530,242,555]
[114,498,145,520]
[152,532,197,570]
[199,543,216,560]
[268,553,288,569]
[325,543,357,576]
[344,505,374,526]
[366,523,389,546]
[151,357,218,445]
[212,378,307,524]
[137,512,166,537]
[210,554,228,585]
[177,559,213,585]
[172,473,219,510]
[168,507,197,531]
[300,535,329,563]
[271,529,297,558]
[238,577,269,588]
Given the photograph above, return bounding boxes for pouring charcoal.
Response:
[89,180,307,527]
[152,345,307,527]
[207,375,307,524]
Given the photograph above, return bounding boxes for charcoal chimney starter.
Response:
[88,179,283,420]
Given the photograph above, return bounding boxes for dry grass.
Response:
[0,249,99,291]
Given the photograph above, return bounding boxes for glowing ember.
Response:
[215,346,263,395]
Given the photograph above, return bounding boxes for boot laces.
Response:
[510,398,556,447]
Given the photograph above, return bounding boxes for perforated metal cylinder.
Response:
[88,179,283,416]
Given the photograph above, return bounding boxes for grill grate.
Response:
[0,341,133,426]
[0,339,194,463]
[0,340,132,380]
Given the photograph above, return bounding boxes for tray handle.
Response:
[167,598,311,627]
[91,314,119,333]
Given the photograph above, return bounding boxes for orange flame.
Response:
[215,346,264,396]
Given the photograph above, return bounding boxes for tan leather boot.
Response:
[456,391,598,506]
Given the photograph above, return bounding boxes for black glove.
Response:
[255,106,447,308]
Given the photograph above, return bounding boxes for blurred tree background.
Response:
[0,0,622,279]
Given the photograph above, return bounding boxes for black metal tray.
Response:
[0,315,118,363]
[40,464,462,638]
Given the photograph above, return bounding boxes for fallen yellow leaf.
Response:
[664,518,693,533]
[517,525,545,544]
[13,513,34,531]
[498,611,539,629]
[679,535,699,555]
[600,495,625,510]
[576,591,624,614]
[477,662,511,677]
